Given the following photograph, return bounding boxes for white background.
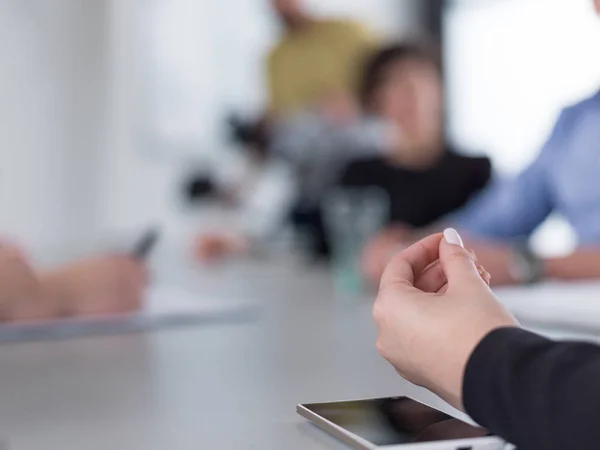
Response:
[2,0,595,258]
[0,0,108,254]
[138,0,421,159]
[0,0,421,257]
[445,0,600,252]
[446,0,600,173]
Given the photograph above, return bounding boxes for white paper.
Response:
[0,286,255,344]
[498,282,600,336]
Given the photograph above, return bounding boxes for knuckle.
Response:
[446,251,473,265]
[372,300,385,323]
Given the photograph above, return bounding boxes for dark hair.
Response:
[359,42,442,112]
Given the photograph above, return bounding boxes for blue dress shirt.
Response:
[456,90,600,245]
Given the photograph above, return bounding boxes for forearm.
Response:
[544,249,600,281]
[464,328,600,450]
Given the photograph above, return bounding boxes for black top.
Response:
[339,150,491,227]
[464,327,600,450]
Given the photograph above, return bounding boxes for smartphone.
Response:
[131,228,160,260]
[297,397,505,450]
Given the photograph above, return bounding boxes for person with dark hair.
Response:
[194,42,492,263]
[341,43,492,230]
[194,0,383,261]
[364,1,600,287]
[195,107,397,261]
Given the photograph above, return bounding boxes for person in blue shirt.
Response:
[363,0,600,286]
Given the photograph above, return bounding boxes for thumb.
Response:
[440,229,482,289]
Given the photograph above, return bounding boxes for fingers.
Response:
[478,265,492,286]
[439,229,486,289]
[114,256,148,285]
[194,234,249,263]
[114,258,146,313]
[415,261,446,293]
[125,277,145,312]
[381,233,443,288]
[362,241,397,284]
[399,231,491,294]
[416,261,490,290]
[415,262,490,293]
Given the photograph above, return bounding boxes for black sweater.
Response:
[464,327,600,450]
[340,151,491,227]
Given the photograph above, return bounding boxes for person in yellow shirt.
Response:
[227,0,376,153]
[267,0,377,118]
[196,1,378,261]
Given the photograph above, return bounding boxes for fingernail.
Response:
[444,228,464,248]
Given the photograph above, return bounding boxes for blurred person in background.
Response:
[363,0,600,287]
[195,0,379,260]
[196,99,398,261]
[0,241,146,322]
[267,0,376,118]
[228,0,377,155]
[195,42,492,263]
[340,43,491,231]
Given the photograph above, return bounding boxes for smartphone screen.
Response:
[303,397,491,446]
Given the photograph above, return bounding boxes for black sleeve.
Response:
[463,327,600,450]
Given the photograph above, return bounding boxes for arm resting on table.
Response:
[544,249,600,281]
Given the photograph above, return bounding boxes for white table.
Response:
[1,255,599,450]
[0,258,458,450]
[498,282,600,342]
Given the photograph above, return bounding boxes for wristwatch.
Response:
[509,244,544,285]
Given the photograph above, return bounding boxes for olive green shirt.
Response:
[267,19,376,114]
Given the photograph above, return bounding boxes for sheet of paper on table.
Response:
[0,286,256,344]
[497,282,600,338]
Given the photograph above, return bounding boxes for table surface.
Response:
[0,256,461,450]
[1,253,599,450]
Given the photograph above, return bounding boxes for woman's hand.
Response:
[0,243,46,321]
[39,256,148,317]
[373,229,518,410]
[194,233,250,263]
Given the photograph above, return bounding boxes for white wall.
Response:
[446,0,600,173]
[0,0,183,255]
[0,0,108,254]
[306,0,421,38]
[103,0,424,235]
[445,0,600,254]
[0,0,423,255]
[134,0,422,162]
